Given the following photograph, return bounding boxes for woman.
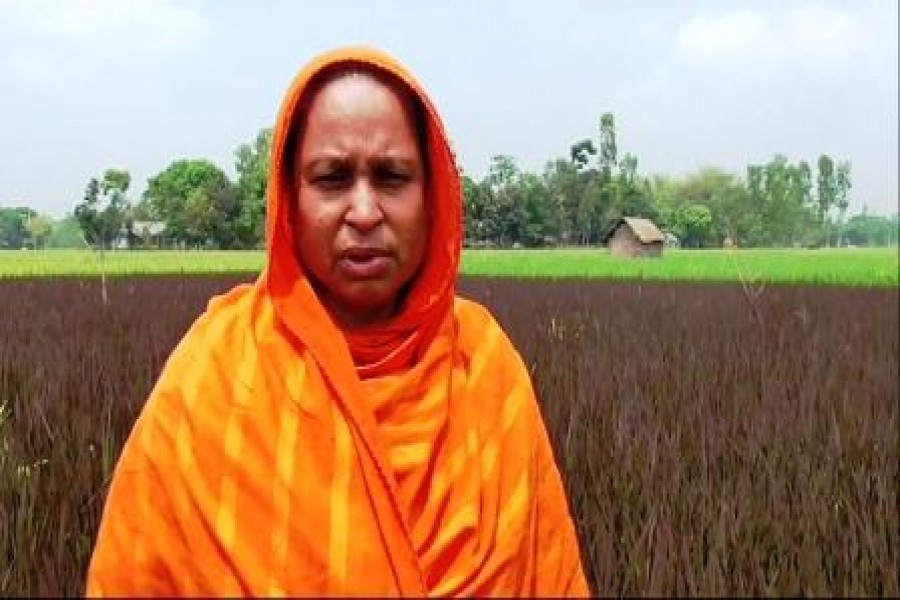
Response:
[87,46,588,597]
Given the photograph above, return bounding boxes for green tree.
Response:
[0,206,35,249]
[745,155,816,246]
[484,155,523,246]
[24,214,53,249]
[843,212,898,247]
[74,169,132,304]
[144,159,239,248]
[576,178,605,245]
[598,112,617,183]
[234,127,273,248]
[834,161,852,246]
[461,173,494,246]
[595,112,621,242]
[519,172,552,247]
[670,203,713,248]
[74,169,131,251]
[47,214,89,249]
[542,158,582,245]
[606,153,656,231]
[651,169,754,247]
[817,154,836,245]
[569,139,596,171]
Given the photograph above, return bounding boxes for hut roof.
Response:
[601,217,665,244]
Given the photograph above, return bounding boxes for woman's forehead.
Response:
[305,75,413,127]
[290,66,429,173]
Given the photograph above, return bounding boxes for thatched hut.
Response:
[602,217,665,258]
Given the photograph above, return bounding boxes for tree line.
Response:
[1,113,897,251]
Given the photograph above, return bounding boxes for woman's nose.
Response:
[344,179,384,231]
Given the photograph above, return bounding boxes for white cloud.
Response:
[677,5,865,70]
[0,0,205,53]
[678,9,771,62]
[785,5,863,61]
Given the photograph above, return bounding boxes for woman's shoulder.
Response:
[452,295,494,326]
[452,295,527,374]
[118,282,267,474]
[150,282,265,403]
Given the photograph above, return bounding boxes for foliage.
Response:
[8,117,889,252]
[0,206,37,250]
[842,212,898,247]
[142,159,239,248]
[24,215,53,250]
[234,127,273,248]
[46,215,89,249]
[73,170,131,251]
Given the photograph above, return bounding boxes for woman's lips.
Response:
[339,247,391,279]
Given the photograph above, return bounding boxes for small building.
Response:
[601,217,665,258]
[131,221,166,249]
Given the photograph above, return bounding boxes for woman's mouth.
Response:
[339,247,391,279]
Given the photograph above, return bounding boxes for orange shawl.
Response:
[86,46,588,597]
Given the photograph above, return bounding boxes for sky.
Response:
[0,0,897,219]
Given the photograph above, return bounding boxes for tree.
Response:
[595,112,622,242]
[834,161,852,246]
[761,155,794,245]
[486,154,518,190]
[542,158,582,245]
[843,212,898,247]
[606,153,656,232]
[24,214,53,249]
[817,154,836,245]
[598,112,617,183]
[461,173,493,246]
[575,178,605,245]
[0,206,35,249]
[144,159,239,248]
[47,214,89,249]
[74,169,130,251]
[670,203,713,248]
[569,139,596,172]
[519,172,552,247]
[234,127,273,248]
[743,155,816,246]
[74,169,132,305]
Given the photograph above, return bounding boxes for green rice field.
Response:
[0,247,897,286]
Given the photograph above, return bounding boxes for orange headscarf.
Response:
[87,46,588,597]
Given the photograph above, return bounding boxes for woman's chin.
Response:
[330,286,397,327]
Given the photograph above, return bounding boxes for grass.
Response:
[461,247,899,286]
[0,247,897,286]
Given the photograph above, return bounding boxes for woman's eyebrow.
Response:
[375,156,418,169]
[304,155,419,170]
[303,156,348,172]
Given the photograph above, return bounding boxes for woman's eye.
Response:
[377,170,410,186]
[313,172,348,187]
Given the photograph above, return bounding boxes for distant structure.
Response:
[124,221,166,249]
[602,217,665,258]
[664,232,680,248]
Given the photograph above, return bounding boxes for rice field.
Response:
[1,275,897,596]
[0,247,897,286]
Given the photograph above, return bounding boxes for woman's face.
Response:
[293,73,427,328]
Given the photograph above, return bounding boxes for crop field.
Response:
[0,247,897,286]
[0,275,896,596]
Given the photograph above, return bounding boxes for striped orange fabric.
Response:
[86,46,589,597]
